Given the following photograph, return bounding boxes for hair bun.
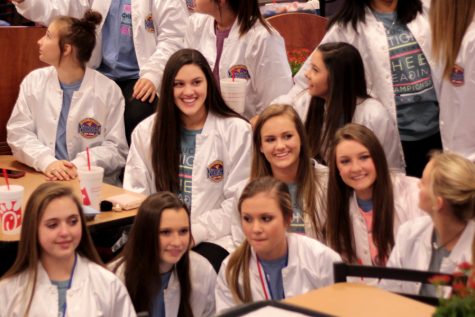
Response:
[82,9,102,27]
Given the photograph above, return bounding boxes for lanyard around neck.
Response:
[256,256,287,301]
[256,258,270,300]
[61,254,78,317]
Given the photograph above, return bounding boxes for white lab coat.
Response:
[6,66,128,184]
[215,233,342,313]
[184,13,293,118]
[282,4,435,170]
[114,251,216,317]
[350,172,425,265]
[124,112,252,252]
[229,162,329,247]
[383,216,475,296]
[0,254,136,317]
[14,0,187,90]
[434,21,475,162]
[275,92,404,171]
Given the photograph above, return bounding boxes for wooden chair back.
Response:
[0,27,46,154]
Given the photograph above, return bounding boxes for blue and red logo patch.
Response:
[145,14,155,33]
[228,64,251,80]
[450,64,464,86]
[207,160,224,183]
[78,118,102,139]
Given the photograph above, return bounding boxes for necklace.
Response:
[385,18,396,35]
[432,226,466,251]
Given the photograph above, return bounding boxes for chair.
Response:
[333,262,462,306]
[266,12,328,53]
[0,26,46,155]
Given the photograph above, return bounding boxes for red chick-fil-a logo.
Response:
[0,200,22,232]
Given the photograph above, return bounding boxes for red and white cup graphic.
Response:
[78,166,104,210]
[220,78,247,115]
[0,184,24,235]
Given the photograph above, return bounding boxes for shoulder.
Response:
[354,98,389,120]
[397,216,432,241]
[80,256,125,289]
[187,12,213,29]
[289,234,341,261]
[85,68,121,92]
[134,114,157,136]
[391,172,420,189]
[212,114,251,135]
[21,66,55,85]
[189,251,216,277]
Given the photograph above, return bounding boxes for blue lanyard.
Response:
[60,254,78,317]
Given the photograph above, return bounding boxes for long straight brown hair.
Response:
[326,123,394,265]
[252,104,324,238]
[113,192,193,317]
[151,49,245,194]
[305,42,370,162]
[430,0,475,79]
[1,183,101,316]
[225,177,292,303]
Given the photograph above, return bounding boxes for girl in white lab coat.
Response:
[185,0,293,118]
[429,0,475,162]
[113,192,216,317]
[325,123,423,266]
[303,42,402,169]
[6,11,128,185]
[384,152,475,296]
[251,104,327,238]
[0,183,135,317]
[124,48,252,268]
[288,0,441,177]
[215,176,341,313]
[12,0,188,144]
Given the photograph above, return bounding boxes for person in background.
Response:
[124,49,252,270]
[384,152,475,297]
[282,0,441,177]
[215,176,341,313]
[290,42,403,170]
[113,192,216,317]
[0,183,135,317]
[185,0,293,119]
[12,0,188,144]
[325,123,424,266]
[430,0,475,162]
[7,10,128,185]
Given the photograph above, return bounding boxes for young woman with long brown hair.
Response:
[250,104,326,239]
[215,177,341,313]
[0,183,134,317]
[124,48,252,269]
[325,123,423,266]
[113,192,216,317]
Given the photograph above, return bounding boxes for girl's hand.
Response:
[45,161,77,181]
[132,78,157,103]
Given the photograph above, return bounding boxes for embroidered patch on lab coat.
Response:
[145,14,155,33]
[228,65,251,80]
[207,160,224,183]
[450,64,464,86]
[78,118,102,139]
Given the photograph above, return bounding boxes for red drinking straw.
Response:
[232,70,235,82]
[86,147,91,171]
[2,168,10,190]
